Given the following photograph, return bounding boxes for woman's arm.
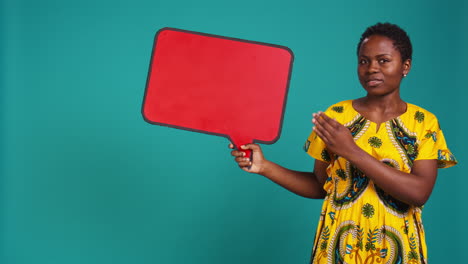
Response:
[348,151,437,206]
[230,144,328,199]
[312,112,438,207]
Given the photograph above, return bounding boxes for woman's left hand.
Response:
[312,112,359,159]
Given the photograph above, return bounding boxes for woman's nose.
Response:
[368,60,380,73]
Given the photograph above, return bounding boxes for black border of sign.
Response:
[141,27,295,147]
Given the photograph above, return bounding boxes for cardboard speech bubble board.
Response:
[142,28,294,157]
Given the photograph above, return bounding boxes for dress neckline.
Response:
[349,100,410,132]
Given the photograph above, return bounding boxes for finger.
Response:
[313,114,333,140]
[312,112,322,124]
[231,150,246,157]
[229,143,234,149]
[240,144,260,151]
[313,115,326,129]
[313,126,330,144]
[311,112,320,124]
[241,144,263,159]
[315,117,338,144]
[312,113,326,130]
[315,112,336,132]
[313,112,328,128]
[235,156,250,163]
[319,112,341,128]
[238,161,252,168]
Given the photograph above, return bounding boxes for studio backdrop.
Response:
[2,0,467,263]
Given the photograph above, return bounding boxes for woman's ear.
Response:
[403,59,412,77]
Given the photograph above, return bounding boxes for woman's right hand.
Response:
[229,143,267,174]
[230,143,327,199]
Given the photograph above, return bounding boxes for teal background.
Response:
[2,0,467,263]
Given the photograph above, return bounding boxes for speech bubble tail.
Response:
[231,137,253,159]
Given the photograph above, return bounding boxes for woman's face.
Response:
[357,35,411,97]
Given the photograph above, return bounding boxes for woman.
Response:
[230,23,457,263]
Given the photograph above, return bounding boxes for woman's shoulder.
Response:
[322,100,359,124]
[404,102,439,123]
[324,100,354,114]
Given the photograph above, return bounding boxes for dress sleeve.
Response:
[415,114,457,168]
[303,107,334,163]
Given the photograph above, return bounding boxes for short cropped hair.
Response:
[357,22,413,62]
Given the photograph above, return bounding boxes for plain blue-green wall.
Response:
[2,0,467,263]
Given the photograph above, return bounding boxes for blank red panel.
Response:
[142,28,293,150]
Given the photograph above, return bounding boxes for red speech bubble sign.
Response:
[142,28,293,157]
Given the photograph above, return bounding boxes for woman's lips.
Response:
[367,79,383,86]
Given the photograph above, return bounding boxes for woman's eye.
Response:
[359,59,367,64]
[379,59,390,63]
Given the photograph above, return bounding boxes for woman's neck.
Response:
[353,92,407,127]
[359,92,405,113]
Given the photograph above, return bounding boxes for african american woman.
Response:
[230,22,457,264]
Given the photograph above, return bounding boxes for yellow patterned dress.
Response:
[304,100,457,264]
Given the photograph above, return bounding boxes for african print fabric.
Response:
[304,100,457,264]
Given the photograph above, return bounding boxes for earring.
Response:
[403,74,407,77]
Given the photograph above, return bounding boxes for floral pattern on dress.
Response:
[304,100,457,264]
